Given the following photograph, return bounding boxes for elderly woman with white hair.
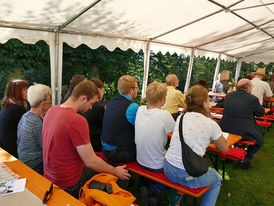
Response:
[17,83,51,174]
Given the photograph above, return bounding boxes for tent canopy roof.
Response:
[1,0,274,63]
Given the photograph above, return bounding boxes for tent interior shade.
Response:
[0,0,273,63]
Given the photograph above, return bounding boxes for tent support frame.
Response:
[212,53,221,91]
[141,42,151,99]
[184,49,195,92]
[234,59,242,82]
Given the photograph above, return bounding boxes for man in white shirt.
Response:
[135,82,175,172]
[251,68,273,105]
[135,82,175,205]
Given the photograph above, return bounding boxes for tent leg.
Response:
[212,53,221,91]
[184,49,195,92]
[141,42,151,99]
[234,59,242,82]
[49,33,63,105]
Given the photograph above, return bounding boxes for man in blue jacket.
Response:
[101,75,139,163]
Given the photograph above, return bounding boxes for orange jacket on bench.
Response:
[79,173,136,206]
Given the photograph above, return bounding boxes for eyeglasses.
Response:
[43,183,53,204]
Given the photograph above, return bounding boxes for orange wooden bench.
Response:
[256,120,272,135]
[96,152,211,206]
[207,147,246,180]
[237,140,256,149]
[209,107,224,114]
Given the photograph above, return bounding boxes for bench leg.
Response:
[222,159,225,181]
[167,188,177,206]
[193,197,198,206]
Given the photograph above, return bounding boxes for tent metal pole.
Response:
[151,0,243,40]
[234,59,242,82]
[49,32,63,105]
[56,34,63,104]
[49,34,57,105]
[223,38,272,53]
[231,2,274,11]
[212,53,221,91]
[141,42,151,99]
[57,0,102,31]
[184,49,195,92]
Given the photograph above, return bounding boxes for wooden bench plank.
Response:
[96,152,211,198]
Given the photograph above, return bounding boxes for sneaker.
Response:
[139,186,149,206]
[239,160,250,169]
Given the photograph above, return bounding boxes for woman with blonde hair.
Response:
[0,79,28,157]
[164,85,228,206]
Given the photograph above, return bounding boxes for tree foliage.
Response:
[0,39,273,101]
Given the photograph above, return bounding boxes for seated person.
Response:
[0,80,28,158]
[251,68,272,105]
[213,70,230,94]
[101,75,139,163]
[220,79,265,169]
[162,74,186,120]
[135,82,175,205]
[212,70,230,104]
[135,82,175,172]
[17,84,52,174]
[43,80,130,198]
[164,85,228,206]
[268,73,274,96]
[194,79,209,90]
[83,78,105,152]
[62,74,86,103]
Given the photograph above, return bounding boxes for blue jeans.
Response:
[164,159,221,206]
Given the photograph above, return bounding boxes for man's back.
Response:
[220,90,264,144]
[162,86,185,114]
[42,105,90,188]
[101,95,136,152]
[251,77,273,104]
[135,106,174,170]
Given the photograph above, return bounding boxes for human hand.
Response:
[113,165,131,180]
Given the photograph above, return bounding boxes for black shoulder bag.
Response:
[179,114,208,177]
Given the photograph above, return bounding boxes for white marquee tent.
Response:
[0,0,273,104]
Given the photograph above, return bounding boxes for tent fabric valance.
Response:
[0,0,273,63]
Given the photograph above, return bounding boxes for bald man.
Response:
[162,74,186,120]
[220,79,265,169]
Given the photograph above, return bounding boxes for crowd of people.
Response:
[0,67,272,206]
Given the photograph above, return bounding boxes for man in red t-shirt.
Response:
[42,80,130,197]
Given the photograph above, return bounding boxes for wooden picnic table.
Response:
[207,133,242,152]
[208,93,226,98]
[264,97,274,103]
[209,107,270,119]
[0,147,84,206]
[167,132,241,150]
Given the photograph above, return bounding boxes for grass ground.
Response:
[129,126,274,206]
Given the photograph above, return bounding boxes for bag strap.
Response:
[179,113,185,143]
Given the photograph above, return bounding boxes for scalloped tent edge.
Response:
[0,0,273,104]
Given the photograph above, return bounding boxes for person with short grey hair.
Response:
[17,83,52,174]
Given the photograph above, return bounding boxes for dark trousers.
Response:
[90,134,102,152]
[65,167,98,198]
[102,147,136,163]
[244,144,261,162]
